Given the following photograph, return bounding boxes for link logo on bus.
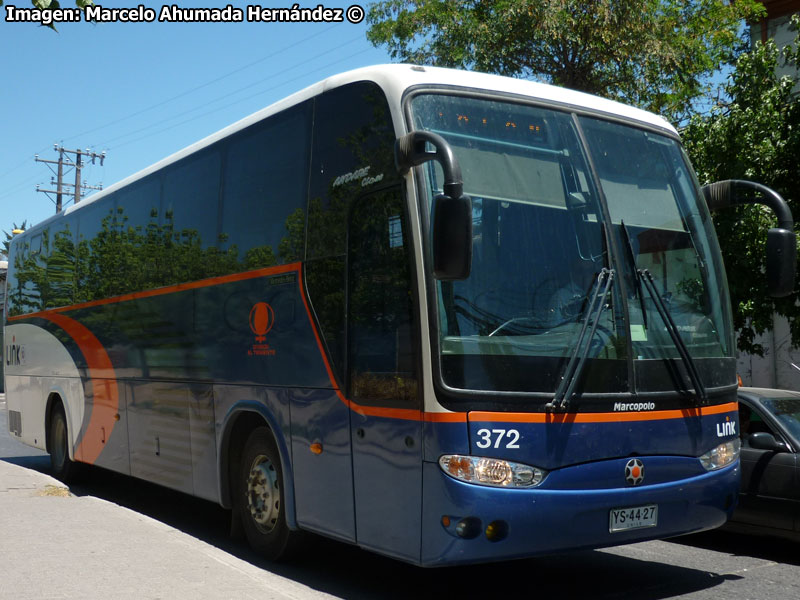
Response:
[716,416,736,437]
[4,337,25,367]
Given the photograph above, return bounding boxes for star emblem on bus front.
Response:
[625,458,645,486]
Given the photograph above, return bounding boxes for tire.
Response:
[49,404,80,483]
[237,427,303,561]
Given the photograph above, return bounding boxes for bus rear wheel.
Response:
[237,427,302,560]
[49,404,79,483]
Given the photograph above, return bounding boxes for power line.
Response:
[35,146,105,213]
[99,34,367,149]
[110,47,374,150]
[0,173,41,202]
[63,22,343,141]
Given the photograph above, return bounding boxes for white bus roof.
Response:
[62,64,677,219]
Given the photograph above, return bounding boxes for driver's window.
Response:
[347,188,418,406]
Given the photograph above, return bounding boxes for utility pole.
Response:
[35,145,105,213]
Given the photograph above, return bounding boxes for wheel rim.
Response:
[246,454,279,533]
[52,415,67,470]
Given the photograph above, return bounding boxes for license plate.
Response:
[609,504,658,533]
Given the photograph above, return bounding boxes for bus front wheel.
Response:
[237,427,301,560]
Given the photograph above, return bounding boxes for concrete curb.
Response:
[0,459,334,600]
[0,458,66,495]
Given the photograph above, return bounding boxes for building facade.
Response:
[751,0,800,93]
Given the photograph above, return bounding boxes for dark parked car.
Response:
[729,387,800,539]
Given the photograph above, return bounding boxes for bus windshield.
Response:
[410,93,733,396]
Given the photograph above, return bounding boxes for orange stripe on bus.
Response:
[424,412,468,423]
[39,312,119,465]
[7,262,302,322]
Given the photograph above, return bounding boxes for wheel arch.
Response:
[218,402,297,530]
[44,390,75,461]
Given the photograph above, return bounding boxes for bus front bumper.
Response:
[420,459,739,567]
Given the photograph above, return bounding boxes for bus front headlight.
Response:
[439,455,547,488]
[699,439,740,471]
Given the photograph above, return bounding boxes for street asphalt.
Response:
[0,393,334,600]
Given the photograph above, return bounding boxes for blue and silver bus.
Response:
[3,65,795,566]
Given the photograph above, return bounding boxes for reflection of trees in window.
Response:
[305,82,401,386]
[348,189,417,405]
[8,203,306,317]
[307,83,399,259]
[222,102,311,272]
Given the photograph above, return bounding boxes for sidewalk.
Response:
[0,399,334,599]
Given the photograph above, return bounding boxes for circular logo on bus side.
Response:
[625,458,645,486]
[249,302,275,343]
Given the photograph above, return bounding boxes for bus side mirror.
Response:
[395,130,472,280]
[702,180,796,297]
[767,227,797,298]
[432,193,472,280]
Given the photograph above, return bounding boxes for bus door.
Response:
[347,188,423,562]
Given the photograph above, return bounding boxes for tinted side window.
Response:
[307,81,399,259]
[72,176,163,302]
[44,220,77,309]
[305,82,398,384]
[348,189,417,405]
[75,198,119,302]
[6,233,41,315]
[6,218,77,314]
[161,150,222,283]
[113,178,163,291]
[221,101,311,271]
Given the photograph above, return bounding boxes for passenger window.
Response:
[162,150,221,283]
[75,200,119,302]
[221,101,311,271]
[44,222,76,309]
[7,233,43,314]
[163,151,220,248]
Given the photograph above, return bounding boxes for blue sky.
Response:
[0,1,392,233]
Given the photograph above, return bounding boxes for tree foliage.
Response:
[683,17,800,355]
[2,221,28,260]
[366,0,762,124]
[5,206,303,317]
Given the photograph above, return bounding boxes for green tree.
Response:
[366,0,762,123]
[683,18,800,355]
[2,221,28,260]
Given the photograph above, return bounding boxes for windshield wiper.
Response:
[618,223,705,404]
[619,221,648,330]
[547,268,614,413]
[638,269,707,405]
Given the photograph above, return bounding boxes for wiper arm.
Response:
[638,269,707,404]
[547,268,614,413]
[619,221,648,330]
